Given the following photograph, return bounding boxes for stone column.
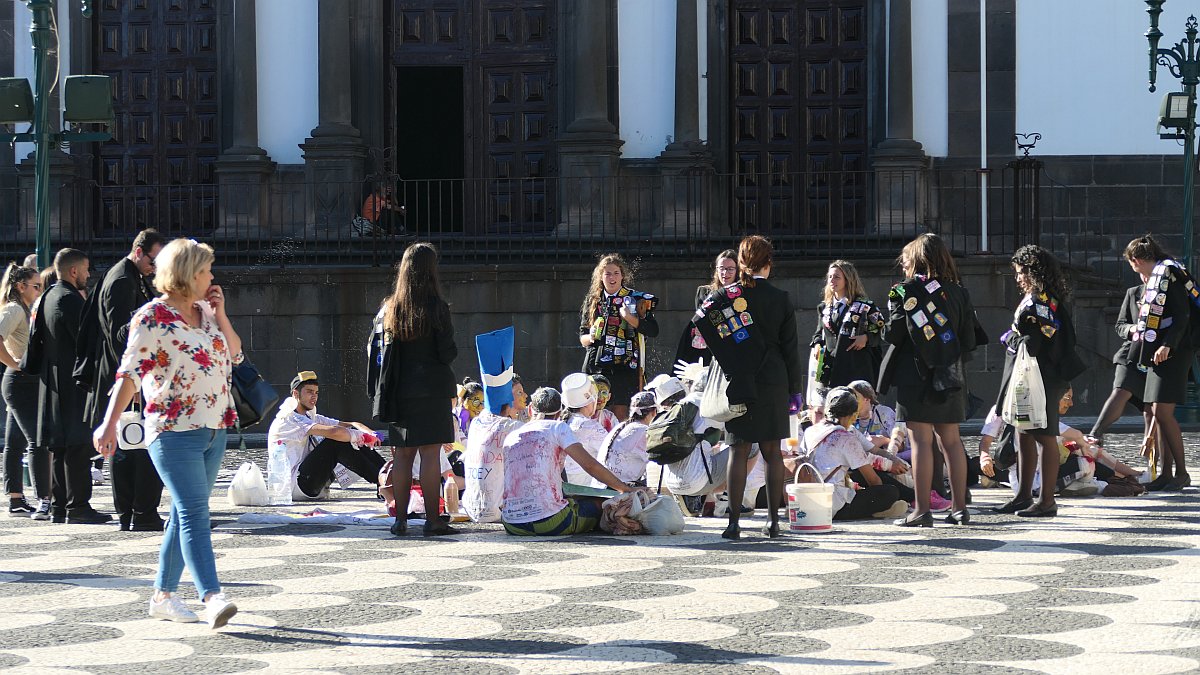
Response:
[300,0,365,234]
[215,0,275,235]
[659,0,714,236]
[872,0,928,234]
[557,0,623,236]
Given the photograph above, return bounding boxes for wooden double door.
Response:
[92,0,219,235]
[728,0,870,234]
[390,0,557,233]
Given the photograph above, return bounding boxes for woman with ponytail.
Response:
[0,263,47,518]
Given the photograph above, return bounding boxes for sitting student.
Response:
[848,380,897,451]
[560,372,610,485]
[594,391,658,487]
[590,374,620,432]
[268,371,385,501]
[806,387,909,521]
[454,379,485,444]
[462,335,524,523]
[501,387,633,535]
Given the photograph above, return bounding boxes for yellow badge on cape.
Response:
[1040,325,1057,338]
[1147,315,1160,329]
[903,297,918,311]
[732,297,748,312]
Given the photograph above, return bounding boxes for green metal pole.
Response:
[27,0,54,270]
[1184,83,1197,272]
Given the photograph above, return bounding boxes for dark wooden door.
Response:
[729,0,868,233]
[93,0,219,235]
[391,0,556,233]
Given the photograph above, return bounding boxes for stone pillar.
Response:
[659,0,714,236]
[557,0,623,236]
[215,0,275,235]
[872,0,928,234]
[300,0,366,234]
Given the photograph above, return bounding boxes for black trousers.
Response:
[2,368,48,497]
[50,443,94,515]
[834,484,900,520]
[296,438,386,499]
[111,447,163,526]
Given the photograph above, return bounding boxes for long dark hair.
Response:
[1012,244,1071,301]
[899,233,960,283]
[581,253,633,319]
[382,242,448,342]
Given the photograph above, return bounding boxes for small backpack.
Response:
[645,401,700,465]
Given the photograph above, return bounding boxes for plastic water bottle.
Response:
[266,443,293,506]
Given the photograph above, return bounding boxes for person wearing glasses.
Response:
[0,264,48,518]
[79,228,168,531]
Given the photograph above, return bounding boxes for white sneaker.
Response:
[149,594,199,623]
[90,466,104,486]
[204,592,238,629]
[872,500,910,519]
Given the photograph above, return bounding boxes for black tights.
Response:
[726,440,783,530]
[1016,431,1058,507]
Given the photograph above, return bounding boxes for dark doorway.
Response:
[395,66,465,232]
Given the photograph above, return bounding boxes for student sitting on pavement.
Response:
[593,391,658,487]
[559,372,610,485]
[501,387,632,536]
[589,374,620,432]
[806,387,909,520]
[462,330,524,523]
[267,371,386,501]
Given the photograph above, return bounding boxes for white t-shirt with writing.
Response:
[806,422,873,513]
[501,419,579,524]
[594,421,649,486]
[462,411,522,523]
[563,413,608,485]
[268,406,341,500]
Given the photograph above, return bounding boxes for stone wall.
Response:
[223,255,1125,426]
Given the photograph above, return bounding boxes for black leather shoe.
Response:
[390,518,407,536]
[131,519,165,532]
[66,509,113,525]
[944,509,971,525]
[1017,502,1058,518]
[720,524,741,540]
[1144,474,1173,492]
[894,512,933,528]
[993,497,1034,514]
[1163,475,1192,492]
[423,521,460,536]
[761,522,781,538]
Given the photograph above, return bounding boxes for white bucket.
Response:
[786,463,835,533]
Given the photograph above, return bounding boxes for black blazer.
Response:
[995,292,1087,411]
[36,281,90,447]
[82,258,154,427]
[1112,284,1144,366]
[737,278,803,394]
[371,300,457,423]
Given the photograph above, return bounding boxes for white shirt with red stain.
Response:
[501,420,579,524]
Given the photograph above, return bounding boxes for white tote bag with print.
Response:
[1001,343,1047,431]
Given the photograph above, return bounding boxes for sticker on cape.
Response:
[941,332,954,343]
[926,302,937,313]
[1156,292,1167,305]
[1144,329,1157,343]
[1163,280,1172,291]
[614,348,625,356]
[850,302,863,313]
[912,311,929,328]
[608,316,620,325]
[890,285,906,299]
[691,331,707,349]
[1040,325,1057,338]
[925,280,941,293]
[732,297,748,312]
[933,312,948,326]
[717,323,732,338]
[922,325,936,341]
[903,297,918,311]
[851,313,860,323]
[727,316,745,331]
[733,329,750,343]
[723,307,735,318]
[739,312,754,326]
[1147,316,1160,329]
[725,285,742,298]
[1035,304,1050,319]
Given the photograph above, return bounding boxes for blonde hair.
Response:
[154,238,215,297]
[823,260,868,306]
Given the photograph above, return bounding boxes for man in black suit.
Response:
[36,248,109,524]
[79,229,167,530]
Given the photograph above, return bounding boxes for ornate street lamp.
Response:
[0,1,111,268]
[1146,1,1199,269]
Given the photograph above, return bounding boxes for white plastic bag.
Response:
[1001,343,1047,431]
[634,495,685,535]
[228,462,269,506]
[266,443,293,505]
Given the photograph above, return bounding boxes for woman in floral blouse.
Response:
[93,238,243,630]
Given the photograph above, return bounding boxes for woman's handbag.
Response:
[117,401,147,450]
[231,361,280,428]
[700,359,746,423]
[1001,343,1047,431]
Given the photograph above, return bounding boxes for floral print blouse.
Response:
[116,298,243,446]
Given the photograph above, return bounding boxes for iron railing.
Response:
[0,167,1127,270]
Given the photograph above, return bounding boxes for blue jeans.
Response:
[148,428,226,597]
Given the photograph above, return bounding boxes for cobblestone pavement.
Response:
[1,434,1199,674]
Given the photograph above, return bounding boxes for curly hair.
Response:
[580,253,633,320]
[1011,244,1071,301]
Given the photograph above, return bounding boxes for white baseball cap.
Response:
[653,376,686,406]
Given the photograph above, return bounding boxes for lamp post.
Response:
[0,1,110,269]
[1146,1,1199,270]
